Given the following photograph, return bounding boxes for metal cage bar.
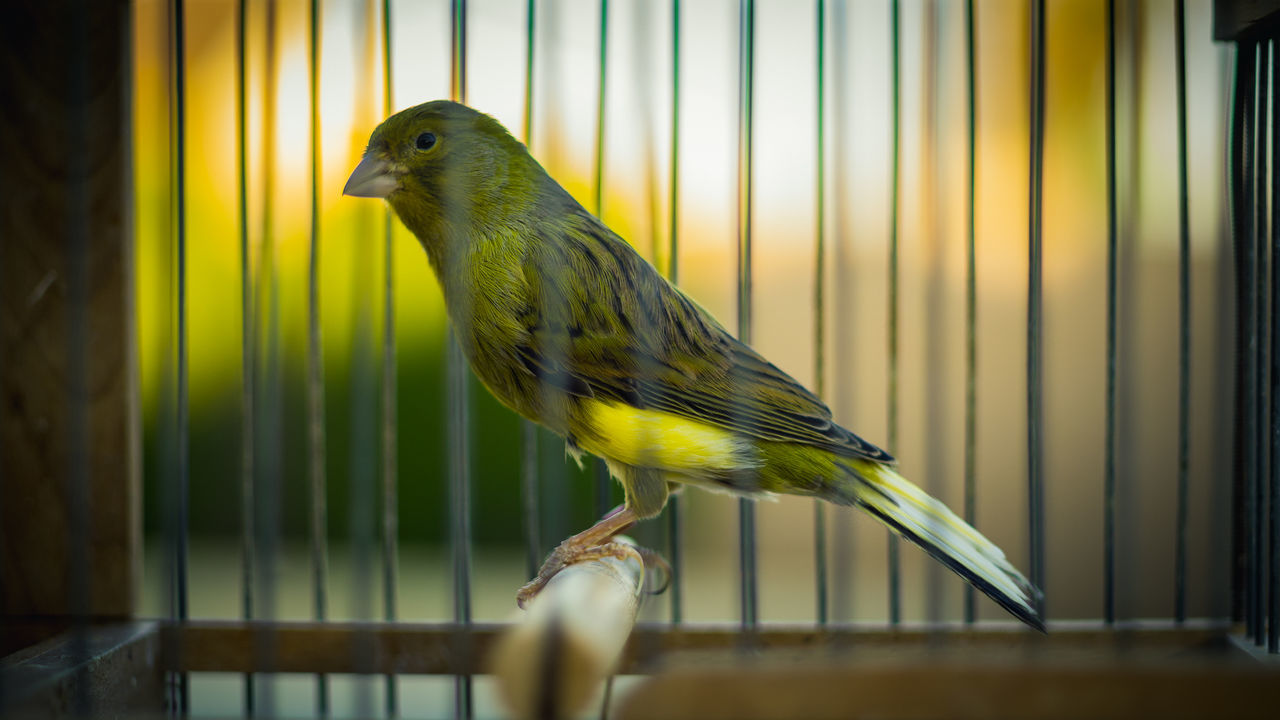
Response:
[1259,40,1275,651]
[448,5,475,717]
[520,0,543,590]
[164,0,191,712]
[1270,35,1280,652]
[962,0,979,627]
[813,0,829,629]
[1230,36,1256,639]
[1103,0,1119,628]
[1251,39,1270,649]
[233,0,256,714]
[1174,0,1193,625]
[1027,0,1048,620]
[1245,39,1267,647]
[1258,38,1273,651]
[255,2,288,713]
[378,0,400,714]
[667,0,685,626]
[828,0,853,626]
[736,0,759,635]
[306,0,332,714]
[593,0,613,523]
[886,0,903,627]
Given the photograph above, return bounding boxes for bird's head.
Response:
[344,100,539,251]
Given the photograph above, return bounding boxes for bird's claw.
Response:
[514,576,547,611]
[635,546,671,596]
[515,540,670,609]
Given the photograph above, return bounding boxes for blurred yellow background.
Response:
[133,0,1234,637]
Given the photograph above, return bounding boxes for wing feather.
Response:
[519,212,895,464]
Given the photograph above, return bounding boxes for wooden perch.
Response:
[491,537,646,720]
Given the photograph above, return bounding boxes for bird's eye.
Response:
[415,132,437,151]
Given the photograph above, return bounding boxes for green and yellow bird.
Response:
[345,100,1043,630]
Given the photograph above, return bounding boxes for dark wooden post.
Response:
[0,0,138,622]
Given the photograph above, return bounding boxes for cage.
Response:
[2,0,1279,718]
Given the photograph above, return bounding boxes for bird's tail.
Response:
[837,459,1044,631]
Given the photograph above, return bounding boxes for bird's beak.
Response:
[343,154,400,198]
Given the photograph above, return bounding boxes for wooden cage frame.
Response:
[3,621,1279,717]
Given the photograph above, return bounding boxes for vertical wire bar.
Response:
[235,0,256,714]
[1228,36,1242,628]
[1237,40,1258,640]
[449,3,474,716]
[593,0,609,218]
[1256,42,1273,647]
[962,0,978,625]
[887,0,902,627]
[520,0,543,584]
[586,27,620,693]
[813,0,829,628]
[1103,0,1118,626]
[451,0,467,104]
[519,421,540,580]
[342,6,377,715]
[1173,0,1190,624]
[518,442,541,578]
[920,0,943,630]
[829,0,855,623]
[1270,36,1280,655]
[447,316,474,709]
[523,0,536,161]
[668,0,681,287]
[1230,39,1256,635]
[667,0,684,625]
[1261,36,1274,644]
[379,0,400,714]
[593,0,613,521]
[167,0,190,712]
[257,2,284,711]
[1248,39,1262,644]
[1252,44,1269,645]
[1027,0,1047,618]
[307,1,331,714]
[736,0,759,634]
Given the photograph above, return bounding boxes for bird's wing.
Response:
[518,217,894,464]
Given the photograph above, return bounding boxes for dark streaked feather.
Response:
[519,207,895,464]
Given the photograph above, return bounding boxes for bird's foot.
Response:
[516,540,644,609]
[634,546,671,596]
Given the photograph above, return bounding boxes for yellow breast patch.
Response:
[581,399,753,473]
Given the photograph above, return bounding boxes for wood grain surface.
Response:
[0,0,139,620]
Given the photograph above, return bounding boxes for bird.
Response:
[344,100,1044,631]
